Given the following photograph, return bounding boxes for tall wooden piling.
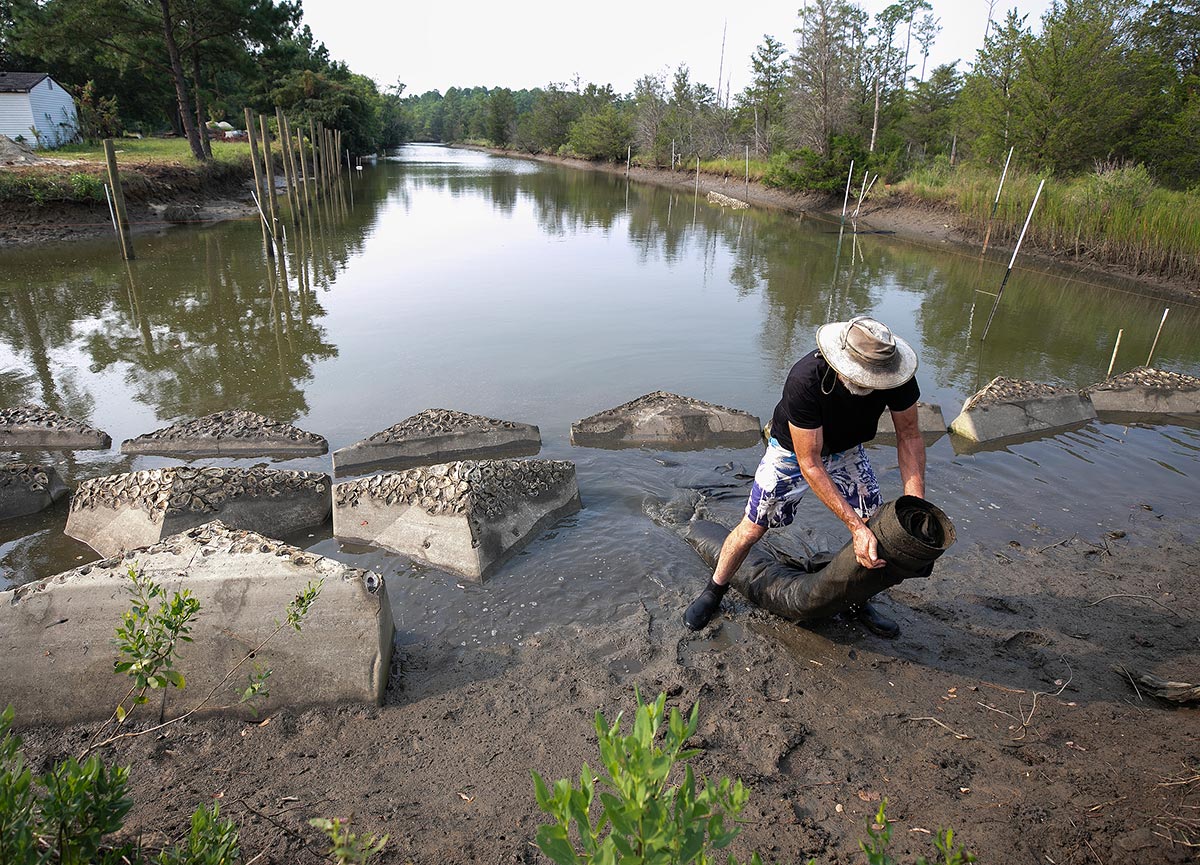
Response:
[243,108,273,257]
[296,128,312,211]
[258,115,281,241]
[102,139,134,260]
[286,115,304,217]
[309,119,320,192]
[276,108,299,224]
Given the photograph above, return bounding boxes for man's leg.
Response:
[683,517,766,631]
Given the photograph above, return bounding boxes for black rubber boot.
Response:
[684,579,729,631]
[848,601,900,638]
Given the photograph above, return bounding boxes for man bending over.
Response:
[684,315,926,638]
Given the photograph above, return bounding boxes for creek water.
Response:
[2,143,1198,650]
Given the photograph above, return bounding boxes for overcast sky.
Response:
[299,1,1053,98]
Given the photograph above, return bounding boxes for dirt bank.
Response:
[14,499,1198,864]
[471,146,1200,304]
[0,158,258,247]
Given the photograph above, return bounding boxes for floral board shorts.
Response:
[745,439,882,529]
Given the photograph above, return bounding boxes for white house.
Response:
[0,72,79,147]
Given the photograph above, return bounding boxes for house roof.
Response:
[0,72,50,94]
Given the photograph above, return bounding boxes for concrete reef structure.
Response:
[121,410,327,457]
[949,377,1096,448]
[333,458,580,581]
[1087,367,1200,418]
[332,409,541,476]
[0,405,111,449]
[0,463,68,520]
[0,521,393,725]
[66,466,331,556]
[571,391,762,450]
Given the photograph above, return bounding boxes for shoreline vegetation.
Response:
[460,143,1200,301]
[3,137,1198,303]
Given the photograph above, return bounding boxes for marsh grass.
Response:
[700,156,769,182]
[897,162,1200,283]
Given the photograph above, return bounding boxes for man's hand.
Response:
[852,524,886,569]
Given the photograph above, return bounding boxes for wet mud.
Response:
[14,502,1198,863]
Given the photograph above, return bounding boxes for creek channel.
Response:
[2,143,1198,655]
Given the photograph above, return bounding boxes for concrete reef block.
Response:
[66,466,331,557]
[0,405,111,450]
[0,463,69,521]
[949,377,1096,446]
[333,408,541,476]
[1087,367,1200,418]
[333,458,581,581]
[571,391,762,451]
[0,521,393,726]
[122,410,327,457]
[874,402,948,447]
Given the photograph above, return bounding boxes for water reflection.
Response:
[2,145,1198,622]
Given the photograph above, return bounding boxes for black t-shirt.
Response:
[770,350,920,456]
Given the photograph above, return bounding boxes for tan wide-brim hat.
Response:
[816,316,918,390]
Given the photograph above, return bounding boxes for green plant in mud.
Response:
[531,690,773,865]
[309,816,388,864]
[0,566,327,863]
[85,567,323,753]
[0,710,239,865]
[860,801,975,865]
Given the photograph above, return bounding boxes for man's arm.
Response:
[891,405,926,499]
[790,422,886,569]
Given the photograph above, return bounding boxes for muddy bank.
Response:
[469,146,1200,303]
[0,159,258,247]
[14,500,1198,864]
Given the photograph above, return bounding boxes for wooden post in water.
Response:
[328,128,336,183]
[296,128,312,211]
[1145,308,1170,367]
[284,114,304,219]
[626,144,630,176]
[244,108,273,257]
[745,145,749,199]
[275,108,298,224]
[102,139,134,259]
[695,156,700,196]
[1107,329,1124,378]
[309,120,320,192]
[259,114,281,241]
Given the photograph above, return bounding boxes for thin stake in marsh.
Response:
[981,146,1014,254]
[981,178,1046,343]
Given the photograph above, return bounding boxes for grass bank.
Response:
[895,162,1200,285]
[0,138,254,205]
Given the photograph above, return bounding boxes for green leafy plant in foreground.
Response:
[533,693,978,865]
[309,817,388,864]
[532,690,768,865]
[0,565,329,862]
[860,801,975,865]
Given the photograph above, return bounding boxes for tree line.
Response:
[0,0,409,158]
[402,0,1200,190]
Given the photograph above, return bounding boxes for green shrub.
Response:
[531,690,769,865]
[860,801,975,865]
[156,802,240,865]
[309,817,388,864]
[69,173,104,200]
